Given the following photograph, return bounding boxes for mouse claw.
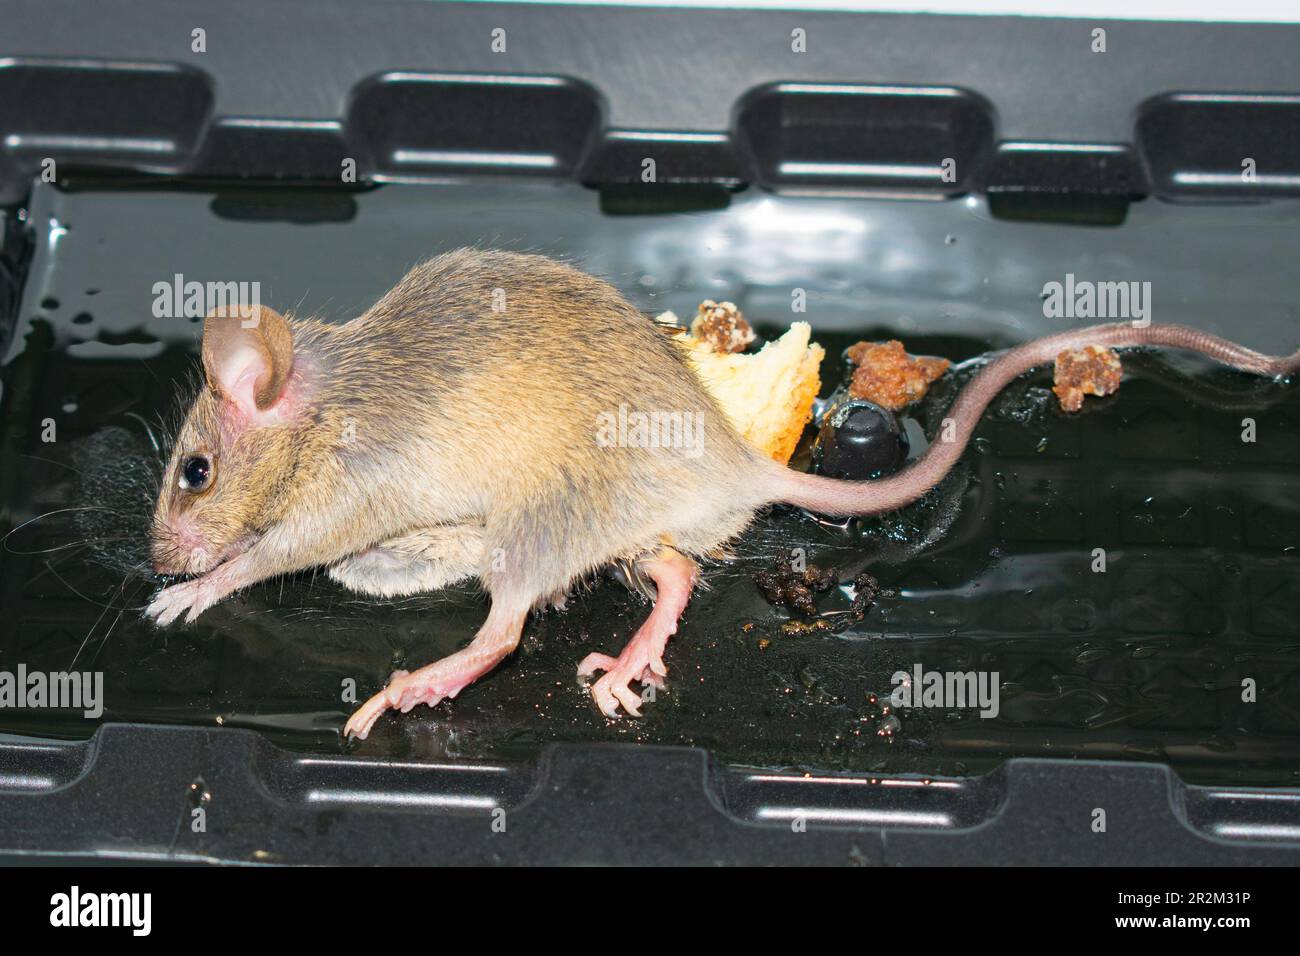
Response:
[579,651,664,718]
[577,652,618,678]
[343,694,388,741]
[609,682,643,718]
[345,670,424,738]
[579,652,665,688]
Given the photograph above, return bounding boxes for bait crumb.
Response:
[847,572,879,616]
[755,556,835,617]
[845,340,950,410]
[777,572,879,634]
[1053,344,1122,412]
[755,556,880,631]
[691,300,755,354]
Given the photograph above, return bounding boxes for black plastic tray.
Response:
[2,0,1300,865]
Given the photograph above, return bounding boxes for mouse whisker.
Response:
[71,569,138,669]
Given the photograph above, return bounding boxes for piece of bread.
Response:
[660,311,824,463]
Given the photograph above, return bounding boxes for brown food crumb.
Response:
[755,556,880,628]
[845,340,950,410]
[777,573,880,635]
[690,300,756,354]
[1053,344,1122,412]
[754,557,831,617]
[848,572,878,616]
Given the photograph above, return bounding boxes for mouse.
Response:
[144,248,1300,738]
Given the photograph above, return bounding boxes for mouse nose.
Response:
[150,530,184,576]
[151,514,207,575]
[151,547,177,576]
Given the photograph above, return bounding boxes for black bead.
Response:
[813,401,909,480]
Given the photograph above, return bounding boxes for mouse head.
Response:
[151,304,304,576]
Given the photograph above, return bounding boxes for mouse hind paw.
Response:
[344,600,527,740]
[578,547,697,718]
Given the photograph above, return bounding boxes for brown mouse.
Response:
[145,249,1300,738]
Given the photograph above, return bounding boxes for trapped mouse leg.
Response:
[577,546,699,718]
[344,597,529,740]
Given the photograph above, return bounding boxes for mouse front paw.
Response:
[145,576,220,626]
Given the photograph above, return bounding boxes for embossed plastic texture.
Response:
[1,0,1299,864]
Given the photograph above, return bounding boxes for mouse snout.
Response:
[151,513,214,576]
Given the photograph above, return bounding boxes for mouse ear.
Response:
[201,304,295,415]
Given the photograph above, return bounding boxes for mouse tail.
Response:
[766,322,1300,517]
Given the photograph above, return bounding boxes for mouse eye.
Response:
[180,455,214,493]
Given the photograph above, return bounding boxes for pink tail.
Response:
[769,322,1300,517]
